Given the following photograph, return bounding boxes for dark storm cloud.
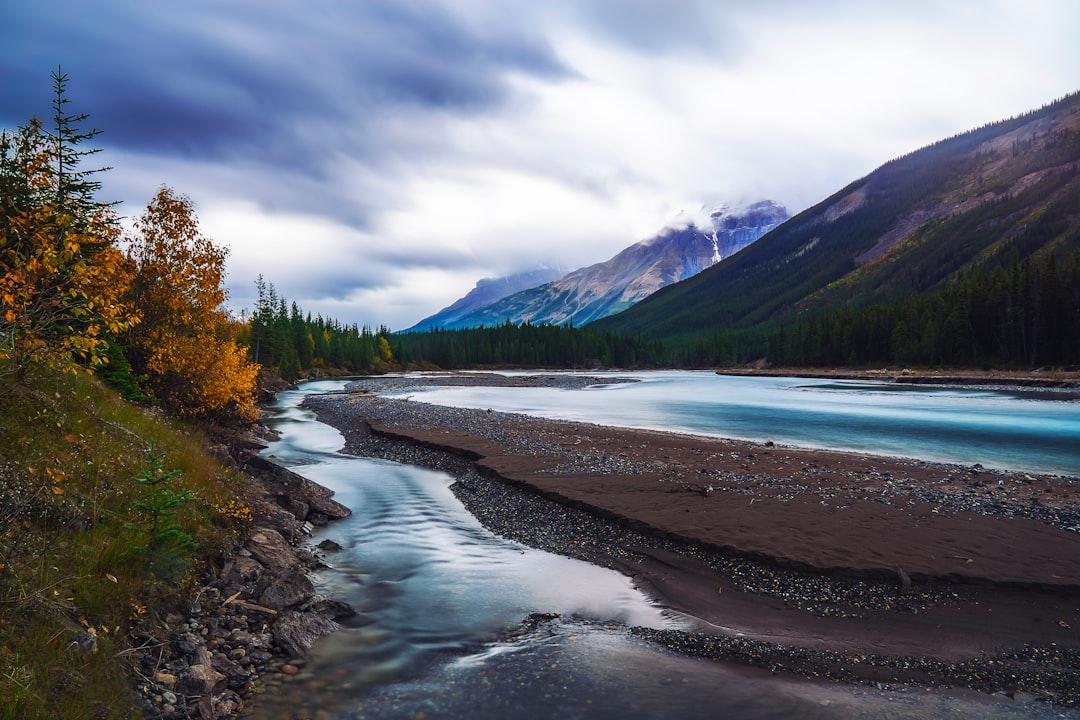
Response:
[1,1,572,171]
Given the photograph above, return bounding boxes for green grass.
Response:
[0,369,255,719]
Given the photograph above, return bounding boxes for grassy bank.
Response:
[0,371,254,720]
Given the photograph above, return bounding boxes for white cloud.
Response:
[16,0,1077,331]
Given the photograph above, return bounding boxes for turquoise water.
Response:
[388,371,1080,477]
[243,380,1079,719]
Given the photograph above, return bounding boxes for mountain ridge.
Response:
[406,200,787,331]
[590,91,1080,343]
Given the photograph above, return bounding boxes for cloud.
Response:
[3,0,1079,331]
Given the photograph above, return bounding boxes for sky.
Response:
[3,1,1079,330]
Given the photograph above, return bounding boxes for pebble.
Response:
[300,374,1080,707]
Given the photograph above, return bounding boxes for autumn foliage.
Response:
[122,187,259,419]
[1,71,258,421]
[0,102,135,379]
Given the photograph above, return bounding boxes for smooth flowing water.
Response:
[387,371,1080,477]
[245,379,1076,719]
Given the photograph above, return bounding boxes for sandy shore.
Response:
[303,372,1080,705]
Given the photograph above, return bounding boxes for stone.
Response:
[216,698,239,716]
[256,569,315,610]
[220,556,265,589]
[276,494,310,522]
[245,528,300,571]
[311,597,356,620]
[307,495,351,520]
[317,539,342,552]
[154,671,178,687]
[258,508,302,543]
[230,629,253,645]
[179,664,226,695]
[272,610,340,656]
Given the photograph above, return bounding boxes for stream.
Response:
[244,379,1071,719]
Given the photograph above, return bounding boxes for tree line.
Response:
[243,275,394,380]
[391,321,664,369]
[250,244,1080,374]
[766,248,1080,368]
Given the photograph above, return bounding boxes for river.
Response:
[246,376,1077,719]
[384,370,1080,477]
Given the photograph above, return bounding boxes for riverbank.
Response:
[305,372,1080,706]
[720,366,1080,394]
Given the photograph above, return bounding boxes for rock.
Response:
[272,610,340,657]
[212,655,252,690]
[248,648,273,664]
[307,495,351,520]
[895,565,913,595]
[245,528,300,571]
[259,507,302,542]
[154,671,178,687]
[275,494,310,522]
[193,645,213,667]
[317,539,342,552]
[310,597,356,620]
[230,629,253,645]
[180,664,226,695]
[256,569,315,610]
[219,556,265,589]
[216,698,239,716]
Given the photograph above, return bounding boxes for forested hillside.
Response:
[591,91,1080,368]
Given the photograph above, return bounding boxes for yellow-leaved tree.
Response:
[122,186,258,420]
[0,71,136,382]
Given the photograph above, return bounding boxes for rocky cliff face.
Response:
[710,200,790,259]
[410,199,788,330]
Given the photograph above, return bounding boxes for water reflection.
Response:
[246,380,1078,719]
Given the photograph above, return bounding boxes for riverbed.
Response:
[243,376,1079,719]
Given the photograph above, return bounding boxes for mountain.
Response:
[406,267,564,332]
[590,92,1080,345]
[411,200,788,330]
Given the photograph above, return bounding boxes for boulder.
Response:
[245,528,299,571]
[307,494,351,520]
[256,569,315,610]
[272,610,340,657]
[217,556,265,593]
